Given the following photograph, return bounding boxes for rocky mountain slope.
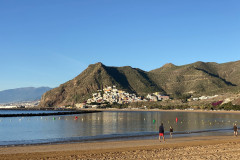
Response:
[149,61,239,96]
[39,61,240,107]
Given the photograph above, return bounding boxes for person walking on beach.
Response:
[159,123,165,142]
[170,126,173,138]
[233,124,238,137]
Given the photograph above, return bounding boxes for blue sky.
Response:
[0,0,240,91]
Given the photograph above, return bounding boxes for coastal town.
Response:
[86,86,170,105]
[0,101,40,109]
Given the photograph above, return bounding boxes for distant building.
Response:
[0,105,17,109]
[75,103,87,109]
[148,93,170,101]
[146,94,158,101]
[192,98,199,101]
[159,95,170,101]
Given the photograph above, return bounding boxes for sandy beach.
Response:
[0,135,240,160]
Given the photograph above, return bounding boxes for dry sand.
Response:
[0,135,240,160]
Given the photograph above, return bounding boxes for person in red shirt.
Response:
[159,123,165,142]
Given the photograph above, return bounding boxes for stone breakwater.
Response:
[0,110,101,117]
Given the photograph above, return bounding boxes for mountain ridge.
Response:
[39,60,240,107]
[0,87,51,104]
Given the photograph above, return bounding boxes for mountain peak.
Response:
[150,63,176,73]
[162,63,176,68]
[88,62,105,68]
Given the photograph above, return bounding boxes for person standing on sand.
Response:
[170,126,173,138]
[159,123,165,142]
[233,124,238,137]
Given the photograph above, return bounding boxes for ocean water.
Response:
[0,110,239,146]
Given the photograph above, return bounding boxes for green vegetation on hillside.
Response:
[39,61,240,108]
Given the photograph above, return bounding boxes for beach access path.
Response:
[0,135,240,160]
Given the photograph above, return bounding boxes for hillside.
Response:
[39,61,240,107]
[0,87,51,104]
[39,63,164,107]
[149,61,238,96]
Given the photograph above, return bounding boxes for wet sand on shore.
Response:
[0,135,240,160]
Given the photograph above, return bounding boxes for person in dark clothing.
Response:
[233,124,238,137]
[159,123,165,141]
[170,126,173,138]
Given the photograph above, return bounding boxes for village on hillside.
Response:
[74,86,240,110]
[75,86,170,108]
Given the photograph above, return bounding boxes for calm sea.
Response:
[0,110,239,146]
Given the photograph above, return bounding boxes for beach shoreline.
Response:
[2,107,240,114]
[83,108,240,114]
[1,135,240,159]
